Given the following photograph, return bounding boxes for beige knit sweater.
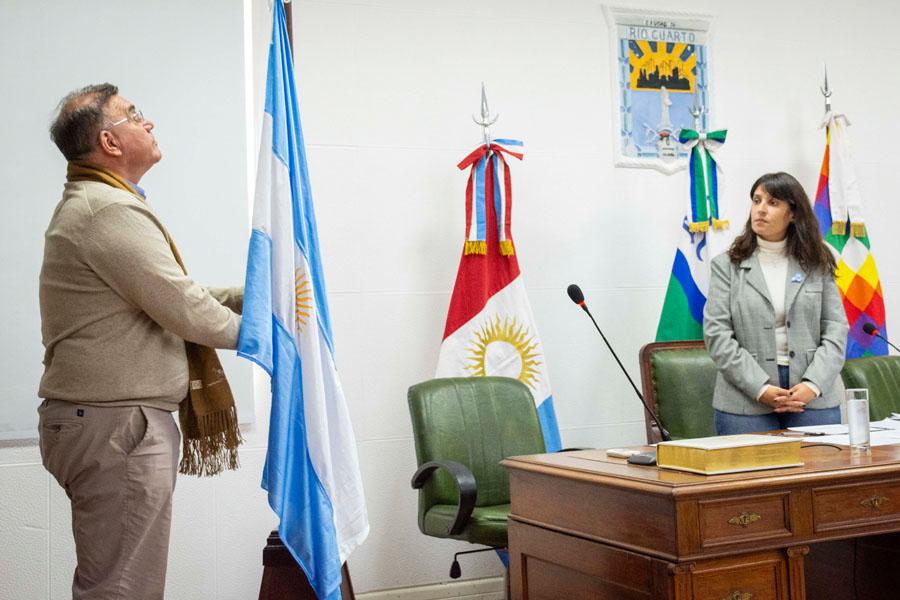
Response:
[39,181,242,412]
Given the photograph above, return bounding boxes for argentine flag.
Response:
[238,3,368,598]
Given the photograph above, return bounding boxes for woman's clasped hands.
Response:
[760,383,817,413]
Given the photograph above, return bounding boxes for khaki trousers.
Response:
[38,399,180,600]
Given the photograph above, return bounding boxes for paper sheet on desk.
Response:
[789,418,900,446]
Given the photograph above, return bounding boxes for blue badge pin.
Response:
[791,272,803,283]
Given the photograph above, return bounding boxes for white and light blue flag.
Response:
[238,3,368,598]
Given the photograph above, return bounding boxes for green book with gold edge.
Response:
[656,434,802,475]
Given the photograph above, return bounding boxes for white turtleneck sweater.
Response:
[756,237,790,365]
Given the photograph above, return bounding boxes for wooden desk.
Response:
[503,443,900,599]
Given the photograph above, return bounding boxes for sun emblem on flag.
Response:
[465,315,542,389]
[295,268,312,332]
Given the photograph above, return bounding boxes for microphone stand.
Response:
[865,327,900,354]
[572,301,672,443]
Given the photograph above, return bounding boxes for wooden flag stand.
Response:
[259,530,356,600]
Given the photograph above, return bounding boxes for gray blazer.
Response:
[703,252,848,415]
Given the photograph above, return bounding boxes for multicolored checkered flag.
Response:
[814,113,889,357]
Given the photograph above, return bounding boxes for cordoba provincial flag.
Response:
[238,3,368,599]
[436,140,561,452]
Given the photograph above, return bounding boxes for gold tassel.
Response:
[464,241,487,255]
[832,221,847,235]
[850,222,867,238]
[688,221,709,233]
[499,240,515,256]
[711,218,730,231]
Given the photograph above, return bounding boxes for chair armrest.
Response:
[411,460,477,536]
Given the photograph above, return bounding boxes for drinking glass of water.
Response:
[846,389,870,454]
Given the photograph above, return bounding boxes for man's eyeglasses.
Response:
[107,110,145,129]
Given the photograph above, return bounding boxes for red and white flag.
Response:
[435,140,561,451]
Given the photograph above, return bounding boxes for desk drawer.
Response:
[812,479,900,533]
[692,557,786,600]
[698,492,792,549]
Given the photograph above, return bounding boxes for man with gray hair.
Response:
[39,83,243,599]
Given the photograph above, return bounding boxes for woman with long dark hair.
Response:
[703,172,848,434]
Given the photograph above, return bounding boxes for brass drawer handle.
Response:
[728,512,761,527]
[722,593,752,600]
[861,495,890,510]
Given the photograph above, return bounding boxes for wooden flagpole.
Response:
[283,0,294,58]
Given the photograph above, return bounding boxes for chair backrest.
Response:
[639,340,717,443]
[841,356,900,421]
[408,377,545,512]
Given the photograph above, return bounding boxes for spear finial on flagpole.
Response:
[472,82,499,148]
[689,91,705,132]
[820,63,832,113]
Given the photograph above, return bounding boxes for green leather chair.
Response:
[841,356,900,421]
[639,340,717,443]
[408,376,546,559]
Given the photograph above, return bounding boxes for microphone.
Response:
[566,284,671,443]
[566,283,585,306]
[862,323,900,354]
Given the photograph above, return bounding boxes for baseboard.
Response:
[357,576,504,600]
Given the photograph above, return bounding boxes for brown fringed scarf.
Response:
[67,160,242,476]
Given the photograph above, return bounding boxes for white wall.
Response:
[0,0,254,437]
[3,0,900,598]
